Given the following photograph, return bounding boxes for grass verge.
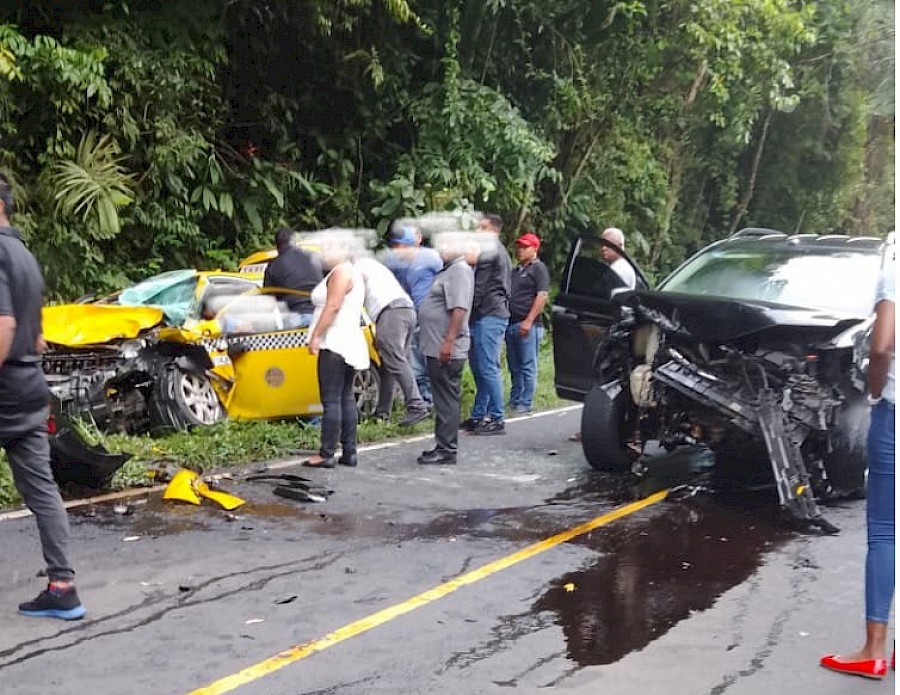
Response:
[0,337,562,508]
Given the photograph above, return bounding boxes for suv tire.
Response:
[581,384,635,472]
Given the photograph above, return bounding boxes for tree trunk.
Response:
[729,108,775,235]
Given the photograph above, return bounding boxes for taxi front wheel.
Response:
[152,364,225,432]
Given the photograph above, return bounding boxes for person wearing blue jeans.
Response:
[821,253,895,680]
[505,233,550,413]
[384,225,443,408]
[463,214,512,436]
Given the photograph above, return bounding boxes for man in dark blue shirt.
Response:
[0,175,85,620]
[384,225,443,407]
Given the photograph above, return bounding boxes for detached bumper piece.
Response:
[756,390,838,534]
[49,425,131,489]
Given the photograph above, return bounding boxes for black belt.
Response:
[380,299,414,315]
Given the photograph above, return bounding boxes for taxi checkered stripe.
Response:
[201,332,310,353]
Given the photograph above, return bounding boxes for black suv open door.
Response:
[552,236,647,402]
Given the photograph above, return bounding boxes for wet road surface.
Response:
[0,408,888,694]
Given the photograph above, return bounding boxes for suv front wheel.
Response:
[581,384,636,472]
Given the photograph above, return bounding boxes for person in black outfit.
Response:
[263,228,323,325]
[0,175,85,620]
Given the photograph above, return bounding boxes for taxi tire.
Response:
[151,364,224,432]
[581,384,635,472]
[353,368,381,420]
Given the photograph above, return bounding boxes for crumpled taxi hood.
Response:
[43,304,164,347]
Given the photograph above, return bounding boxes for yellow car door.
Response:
[224,326,323,419]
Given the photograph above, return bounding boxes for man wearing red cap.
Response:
[505,232,550,414]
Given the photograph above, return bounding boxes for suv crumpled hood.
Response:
[43,304,164,347]
[635,291,863,344]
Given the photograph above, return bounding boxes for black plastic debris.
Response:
[245,473,332,504]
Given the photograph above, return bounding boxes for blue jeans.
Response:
[866,399,895,623]
[505,322,544,410]
[469,315,509,421]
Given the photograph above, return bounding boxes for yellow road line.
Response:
[188,489,668,695]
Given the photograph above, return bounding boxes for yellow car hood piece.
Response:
[43,304,164,347]
[162,469,246,511]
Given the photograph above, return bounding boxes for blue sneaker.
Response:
[19,584,86,620]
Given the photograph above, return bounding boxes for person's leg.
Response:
[505,322,524,408]
[519,324,543,410]
[863,400,895,655]
[338,359,359,459]
[826,400,894,665]
[377,308,425,414]
[7,409,85,620]
[409,326,432,407]
[428,358,464,454]
[5,410,74,582]
[469,318,488,420]
[479,315,508,421]
[316,350,344,458]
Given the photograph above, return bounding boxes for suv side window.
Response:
[566,239,627,300]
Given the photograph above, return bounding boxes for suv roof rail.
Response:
[731,227,787,239]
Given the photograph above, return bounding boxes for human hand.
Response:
[518,320,532,338]
[308,334,321,356]
[439,340,453,364]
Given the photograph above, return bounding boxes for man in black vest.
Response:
[263,228,323,324]
[0,175,85,620]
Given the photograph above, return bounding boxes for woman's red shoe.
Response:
[820,654,887,679]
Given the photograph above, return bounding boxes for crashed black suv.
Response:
[553,228,886,529]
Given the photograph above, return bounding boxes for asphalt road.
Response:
[0,407,890,695]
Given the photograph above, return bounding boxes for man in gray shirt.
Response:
[417,234,475,464]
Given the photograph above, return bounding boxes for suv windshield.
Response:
[659,245,880,317]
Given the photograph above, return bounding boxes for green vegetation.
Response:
[0,1,893,296]
[0,338,561,508]
[0,1,892,505]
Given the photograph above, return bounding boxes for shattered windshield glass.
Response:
[117,270,198,325]
[659,246,880,317]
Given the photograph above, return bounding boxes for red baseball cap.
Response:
[515,232,541,249]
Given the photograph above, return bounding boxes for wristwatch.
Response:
[867,393,883,407]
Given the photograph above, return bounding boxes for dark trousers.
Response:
[426,357,466,454]
[5,407,74,580]
[317,350,358,459]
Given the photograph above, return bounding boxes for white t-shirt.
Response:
[610,258,637,290]
[309,263,370,370]
[354,257,413,320]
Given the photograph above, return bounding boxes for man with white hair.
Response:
[600,227,636,290]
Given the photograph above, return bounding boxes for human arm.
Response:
[0,263,14,365]
[440,308,467,364]
[519,292,549,337]
[308,263,352,355]
[518,262,550,337]
[868,298,895,398]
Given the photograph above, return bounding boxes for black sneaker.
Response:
[19,584,86,620]
[460,417,481,432]
[475,418,506,436]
